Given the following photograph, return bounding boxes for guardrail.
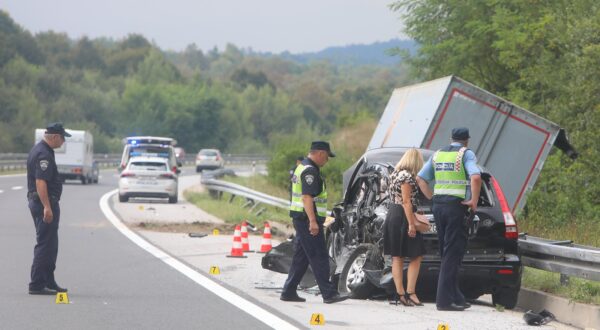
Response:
[201,177,600,283]
[201,176,289,209]
[0,153,269,172]
[519,235,600,282]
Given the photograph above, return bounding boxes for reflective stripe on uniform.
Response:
[292,195,326,204]
[290,201,304,208]
[434,188,468,195]
[435,179,469,185]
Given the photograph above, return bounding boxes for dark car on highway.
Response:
[262,147,522,309]
[329,147,522,308]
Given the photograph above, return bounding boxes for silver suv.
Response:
[195,149,224,172]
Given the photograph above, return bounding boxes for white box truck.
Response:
[35,129,99,184]
[367,76,576,214]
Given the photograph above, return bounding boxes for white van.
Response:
[35,129,99,184]
[119,136,181,174]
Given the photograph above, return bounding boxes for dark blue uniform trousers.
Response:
[282,217,336,300]
[433,201,468,307]
[28,199,60,291]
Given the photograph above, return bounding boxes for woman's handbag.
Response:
[413,213,431,233]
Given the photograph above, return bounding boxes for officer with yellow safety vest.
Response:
[417,128,482,311]
[280,141,349,304]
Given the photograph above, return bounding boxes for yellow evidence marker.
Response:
[55,292,69,304]
[310,313,325,325]
[138,205,144,211]
[209,266,220,275]
[437,324,450,330]
[212,229,220,236]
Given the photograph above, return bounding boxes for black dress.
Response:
[383,170,426,258]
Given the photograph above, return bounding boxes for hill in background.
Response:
[253,39,417,66]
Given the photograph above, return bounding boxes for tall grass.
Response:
[522,267,600,305]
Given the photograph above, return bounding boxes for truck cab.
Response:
[34,129,98,184]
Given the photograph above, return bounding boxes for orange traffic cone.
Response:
[227,225,247,258]
[241,220,253,252]
[258,222,273,253]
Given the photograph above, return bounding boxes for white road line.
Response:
[11,186,23,190]
[0,190,4,194]
[0,173,27,178]
[99,190,298,330]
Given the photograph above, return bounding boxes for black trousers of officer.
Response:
[282,216,337,300]
[432,200,468,307]
[28,199,60,290]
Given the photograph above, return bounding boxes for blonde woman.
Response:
[383,148,426,306]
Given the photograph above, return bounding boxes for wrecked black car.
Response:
[262,147,522,309]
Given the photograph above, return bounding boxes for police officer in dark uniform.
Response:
[280,141,348,304]
[417,128,481,311]
[26,123,70,295]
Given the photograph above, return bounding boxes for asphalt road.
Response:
[0,168,281,330]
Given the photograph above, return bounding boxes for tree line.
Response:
[0,10,410,155]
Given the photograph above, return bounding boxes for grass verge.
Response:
[183,189,290,228]
[522,267,600,305]
[519,219,600,248]
[223,174,289,199]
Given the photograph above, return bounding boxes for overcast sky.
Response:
[1,0,405,53]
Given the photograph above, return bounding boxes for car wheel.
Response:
[118,195,128,203]
[169,195,178,204]
[81,176,87,185]
[338,244,376,299]
[492,286,519,309]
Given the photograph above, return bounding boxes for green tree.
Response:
[392,0,600,245]
[71,37,105,70]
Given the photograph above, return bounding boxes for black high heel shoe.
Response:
[406,292,424,306]
[389,292,413,306]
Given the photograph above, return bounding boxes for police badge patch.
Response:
[40,160,49,171]
[305,174,314,185]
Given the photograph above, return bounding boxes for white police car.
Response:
[118,156,179,203]
[119,136,181,174]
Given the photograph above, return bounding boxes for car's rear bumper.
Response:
[119,192,173,199]
[119,179,178,198]
[372,254,522,297]
[196,164,222,170]
[423,258,521,292]
[59,173,84,180]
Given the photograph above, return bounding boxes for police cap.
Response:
[451,127,470,141]
[46,122,72,137]
[310,141,336,157]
